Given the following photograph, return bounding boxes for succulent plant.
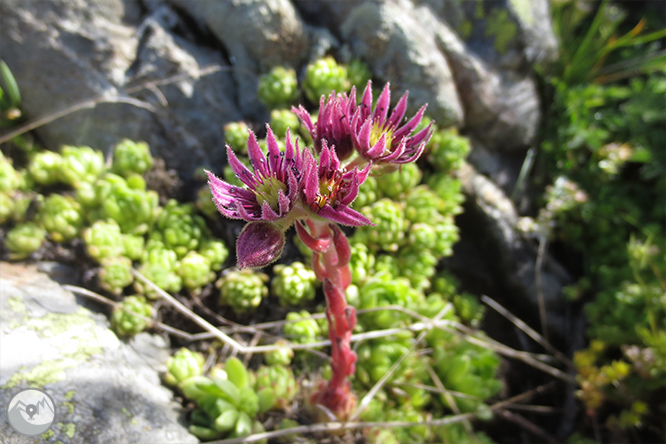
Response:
[264,339,294,367]
[178,251,215,293]
[181,357,268,443]
[92,173,160,235]
[432,339,502,413]
[352,198,407,252]
[348,242,376,285]
[121,234,145,261]
[271,261,318,307]
[223,121,251,154]
[37,194,84,243]
[111,295,153,337]
[0,191,13,224]
[374,162,422,199]
[4,222,46,260]
[198,238,229,271]
[150,199,209,258]
[0,151,19,192]
[58,145,105,188]
[111,139,153,177]
[253,364,297,410]
[357,274,423,330]
[269,108,300,138]
[82,219,124,262]
[303,56,349,104]
[257,66,299,109]
[27,151,63,185]
[217,269,269,313]
[397,247,438,292]
[164,348,205,386]
[403,185,447,224]
[135,247,182,297]
[427,128,470,173]
[346,59,372,90]
[283,310,322,344]
[98,256,134,296]
[425,174,465,216]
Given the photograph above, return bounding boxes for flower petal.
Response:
[318,204,374,227]
[247,132,269,178]
[226,146,256,188]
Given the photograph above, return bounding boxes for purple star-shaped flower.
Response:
[292,87,358,161]
[206,126,302,223]
[301,141,372,227]
[294,81,433,167]
[351,81,433,165]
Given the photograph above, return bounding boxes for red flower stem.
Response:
[299,219,357,419]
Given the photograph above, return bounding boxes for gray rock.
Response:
[453,164,573,337]
[0,0,240,180]
[341,0,465,128]
[431,15,541,151]
[170,0,310,119]
[0,262,196,444]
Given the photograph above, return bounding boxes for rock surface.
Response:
[1,0,558,172]
[0,262,196,444]
[0,0,239,180]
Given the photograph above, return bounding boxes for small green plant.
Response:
[217,269,269,314]
[271,261,318,307]
[111,295,153,337]
[257,66,299,109]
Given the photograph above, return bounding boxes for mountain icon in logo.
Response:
[7,389,56,436]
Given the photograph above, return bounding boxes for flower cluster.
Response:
[207,81,432,270]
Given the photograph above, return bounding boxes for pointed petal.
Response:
[393,105,427,140]
[247,132,268,177]
[318,204,374,227]
[366,133,388,158]
[260,200,281,221]
[276,188,291,215]
[359,81,373,119]
[226,146,256,188]
[302,150,319,204]
[373,82,391,123]
[409,122,434,146]
[387,91,408,129]
[292,105,315,135]
[265,125,282,173]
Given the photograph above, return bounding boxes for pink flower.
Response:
[293,81,433,166]
[293,88,357,161]
[302,141,373,227]
[352,81,432,165]
[206,127,302,223]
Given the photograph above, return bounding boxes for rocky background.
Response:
[1,1,578,442]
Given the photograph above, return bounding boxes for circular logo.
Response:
[6,388,56,436]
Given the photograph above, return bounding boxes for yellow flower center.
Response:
[254,176,288,211]
[369,121,394,150]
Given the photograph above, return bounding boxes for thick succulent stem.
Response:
[297,219,357,419]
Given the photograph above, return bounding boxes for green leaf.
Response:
[213,378,240,406]
[214,408,239,432]
[257,388,275,414]
[225,356,249,389]
[189,425,221,440]
[0,60,20,107]
[233,411,253,437]
[179,376,212,400]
